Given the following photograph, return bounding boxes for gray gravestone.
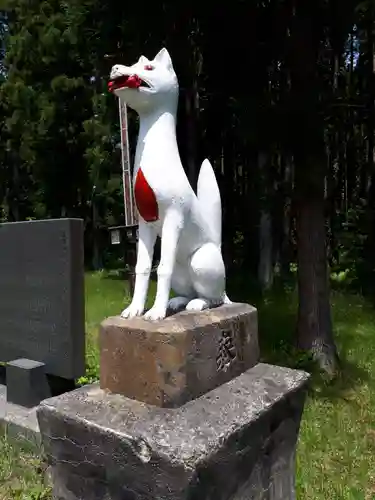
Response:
[0,218,85,380]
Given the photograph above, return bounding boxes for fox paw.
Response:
[167,296,190,312]
[144,305,167,321]
[121,303,144,319]
[185,298,210,311]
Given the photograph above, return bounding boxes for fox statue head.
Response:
[108,48,178,114]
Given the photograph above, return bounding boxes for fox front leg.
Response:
[121,222,157,319]
[144,208,183,321]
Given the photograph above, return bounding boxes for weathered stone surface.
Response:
[37,363,310,500]
[0,384,41,450]
[0,218,85,379]
[100,303,259,407]
[6,358,51,408]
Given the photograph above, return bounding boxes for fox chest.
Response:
[134,168,159,222]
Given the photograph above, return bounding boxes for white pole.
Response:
[119,99,137,227]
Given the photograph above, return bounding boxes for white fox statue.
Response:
[108,48,231,320]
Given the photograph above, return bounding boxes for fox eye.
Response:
[144,64,154,70]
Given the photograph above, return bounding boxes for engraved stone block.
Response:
[0,219,85,379]
[100,303,259,407]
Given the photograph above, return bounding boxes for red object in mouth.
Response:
[126,74,142,88]
[108,74,142,92]
[134,168,159,222]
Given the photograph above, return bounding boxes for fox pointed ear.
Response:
[138,55,148,65]
[153,48,173,71]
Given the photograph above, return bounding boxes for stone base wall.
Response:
[37,363,309,500]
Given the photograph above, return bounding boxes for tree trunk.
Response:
[289,2,339,374]
[184,87,198,190]
[92,198,103,271]
[257,152,274,290]
[276,154,293,280]
[258,210,273,290]
[293,155,339,375]
[363,7,375,284]
[8,157,20,222]
[296,194,339,375]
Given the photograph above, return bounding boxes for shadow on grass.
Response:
[310,358,370,402]
[100,268,129,281]
[101,268,159,283]
[228,275,371,401]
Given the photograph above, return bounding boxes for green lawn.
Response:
[257,290,375,499]
[1,271,375,499]
[0,434,50,500]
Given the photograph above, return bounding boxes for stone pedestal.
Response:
[37,363,309,500]
[100,303,259,407]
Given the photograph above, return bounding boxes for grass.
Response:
[255,290,375,499]
[1,271,375,499]
[0,434,50,500]
[295,294,375,499]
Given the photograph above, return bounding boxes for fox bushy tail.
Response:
[197,159,232,305]
[197,159,222,248]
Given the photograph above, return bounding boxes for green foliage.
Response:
[330,203,371,290]
[0,0,123,226]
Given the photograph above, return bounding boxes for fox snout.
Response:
[110,64,128,80]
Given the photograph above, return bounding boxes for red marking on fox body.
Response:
[134,169,159,222]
